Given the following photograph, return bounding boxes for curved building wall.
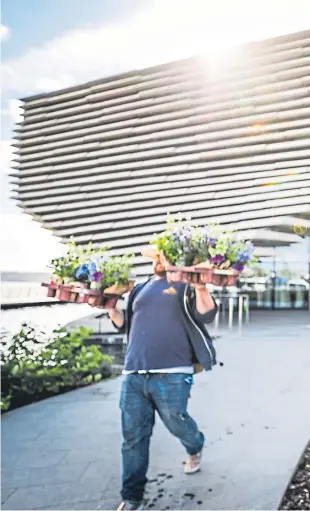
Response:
[11,30,310,276]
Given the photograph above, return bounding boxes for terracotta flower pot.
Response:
[57,285,71,302]
[166,269,185,284]
[69,290,79,303]
[212,270,239,287]
[47,285,57,298]
[41,282,58,297]
[76,291,89,304]
[67,282,88,303]
[193,262,214,284]
[76,284,90,304]
[165,261,213,286]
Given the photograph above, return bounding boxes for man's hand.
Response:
[190,282,205,291]
[192,284,216,314]
[108,307,125,328]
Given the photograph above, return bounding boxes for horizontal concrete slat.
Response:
[15,90,310,142]
[34,170,310,223]
[69,207,308,245]
[14,160,310,205]
[45,181,310,232]
[14,125,310,172]
[13,101,310,148]
[55,197,310,238]
[18,71,310,132]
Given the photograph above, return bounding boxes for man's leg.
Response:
[119,374,155,503]
[150,373,204,455]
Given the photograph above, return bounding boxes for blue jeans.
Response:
[119,373,204,502]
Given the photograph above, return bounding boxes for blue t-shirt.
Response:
[124,277,193,372]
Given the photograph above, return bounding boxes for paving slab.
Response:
[2,312,310,510]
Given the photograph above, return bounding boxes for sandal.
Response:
[184,447,203,474]
[117,501,144,510]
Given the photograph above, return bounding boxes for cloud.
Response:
[0,24,10,41]
[1,99,23,125]
[0,141,63,271]
[0,212,64,271]
[1,0,309,96]
[0,140,13,167]
[35,76,76,92]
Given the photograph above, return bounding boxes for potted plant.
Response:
[207,225,258,286]
[147,216,258,286]
[87,254,135,308]
[150,215,213,285]
[46,240,107,302]
[43,245,135,308]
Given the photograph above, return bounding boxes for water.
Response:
[1,303,92,336]
[1,303,126,364]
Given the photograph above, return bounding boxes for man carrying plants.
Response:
[108,257,217,511]
[92,216,257,510]
[100,218,227,511]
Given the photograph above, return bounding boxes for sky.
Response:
[1,0,310,272]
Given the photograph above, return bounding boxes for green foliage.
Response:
[151,215,202,265]
[1,323,113,413]
[151,228,179,264]
[1,394,11,412]
[97,253,134,287]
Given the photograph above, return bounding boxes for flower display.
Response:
[207,225,258,271]
[45,239,135,304]
[149,215,258,285]
[151,215,210,266]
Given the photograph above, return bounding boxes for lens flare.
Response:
[261,170,300,188]
[293,224,307,236]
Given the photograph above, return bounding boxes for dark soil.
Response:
[279,440,310,510]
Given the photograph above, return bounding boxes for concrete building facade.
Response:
[11,30,310,308]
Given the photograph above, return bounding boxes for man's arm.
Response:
[107,307,125,329]
[190,283,218,323]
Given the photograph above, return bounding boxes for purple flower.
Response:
[232,262,244,272]
[92,271,104,282]
[211,254,225,265]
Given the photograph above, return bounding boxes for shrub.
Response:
[1,323,113,412]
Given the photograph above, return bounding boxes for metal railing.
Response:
[214,293,250,330]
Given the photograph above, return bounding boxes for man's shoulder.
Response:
[130,279,149,297]
[133,278,150,289]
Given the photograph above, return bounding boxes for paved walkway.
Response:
[2,312,310,510]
